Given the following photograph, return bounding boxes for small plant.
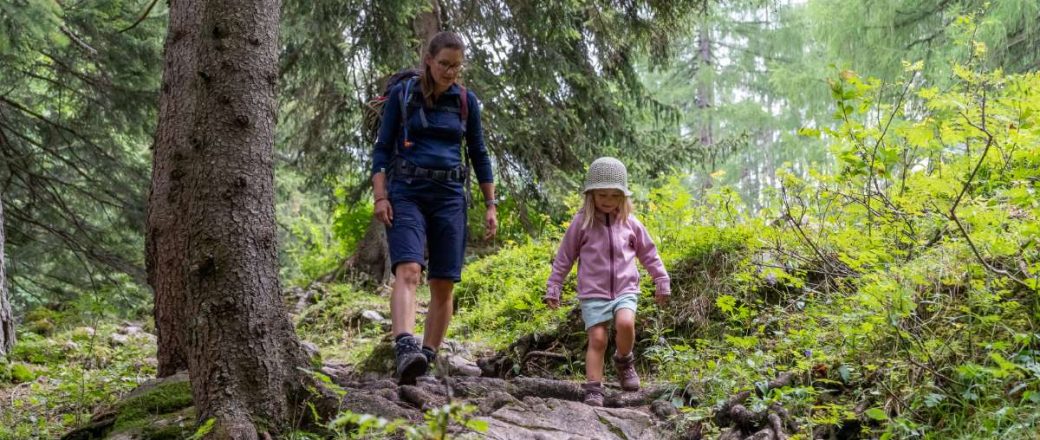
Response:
[321,402,486,440]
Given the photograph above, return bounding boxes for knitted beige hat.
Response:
[583,157,631,196]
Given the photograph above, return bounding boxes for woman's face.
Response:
[592,189,625,214]
[426,48,464,90]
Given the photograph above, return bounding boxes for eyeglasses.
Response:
[437,60,465,73]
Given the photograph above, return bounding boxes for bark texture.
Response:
[149,0,314,436]
[1,197,14,358]
[146,0,196,376]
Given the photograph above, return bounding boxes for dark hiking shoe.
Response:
[614,352,640,391]
[583,381,604,407]
[394,336,428,385]
[421,346,437,369]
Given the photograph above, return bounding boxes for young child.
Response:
[544,157,670,406]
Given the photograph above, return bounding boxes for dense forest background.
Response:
[1,0,1038,439]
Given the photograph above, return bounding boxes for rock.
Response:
[471,397,665,440]
[446,354,483,377]
[361,310,386,323]
[122,371,189,401]
[319,362,353,385]
[287,283,324,315]
[301,340,320,360]
[651,399,679,419]
[338,391,418,421]
[110,333,130,346]
[476,390,520,415]
[71,326,96,341]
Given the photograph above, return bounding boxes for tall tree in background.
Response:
[804,0,1040,84]
[0,1,161,309]
[644,1,825,206]
[148,0,319,434]
[1,195,13,358]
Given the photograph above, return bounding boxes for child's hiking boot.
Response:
[582,381,604,407]
[394,335,428,385]
[613,352,640,391]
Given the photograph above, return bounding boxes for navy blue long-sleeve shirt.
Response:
[371,82,494,193]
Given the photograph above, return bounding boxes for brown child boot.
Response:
[613,351,640,391]
[582,381,604,407]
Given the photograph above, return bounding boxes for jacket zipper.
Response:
[606,213,615,299]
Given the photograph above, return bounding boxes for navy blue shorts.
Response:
[386,191,467,282]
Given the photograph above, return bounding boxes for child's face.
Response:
[592,189,625,214]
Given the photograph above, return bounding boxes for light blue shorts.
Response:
[580,294,638,330]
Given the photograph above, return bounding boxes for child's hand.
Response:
[654,294,669,307]
[544,298,560,309]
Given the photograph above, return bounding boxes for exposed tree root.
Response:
[713,372,799,440]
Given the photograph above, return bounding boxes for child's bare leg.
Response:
[614,308,636,356]
[586,324,609,382]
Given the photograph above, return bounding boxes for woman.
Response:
[370,31,497,385]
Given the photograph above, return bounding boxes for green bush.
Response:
[451,239,570,349]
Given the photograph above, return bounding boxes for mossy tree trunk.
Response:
[1,196,14,358]
[148,0,320,435]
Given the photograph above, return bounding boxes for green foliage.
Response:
[320,402,486,440]
[0,0,65,53]
[451,239,568,349]
[8,363,35,383]
[9,332,65,364]
[651,58,1040,438]
[295,283,390,364]
[278,170,354,287]
[0,322,157,439]
[331,191,375,256]
[1,0,164,312]
[187,418,216,440]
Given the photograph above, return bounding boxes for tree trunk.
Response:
[339,1,441,287]
[696,25,715,192]
[1,196,14,359]
[146,0,192,375]
[149,0,318,435]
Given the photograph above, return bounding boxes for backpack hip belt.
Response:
[393,159,467,183]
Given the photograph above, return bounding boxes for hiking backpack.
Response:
[363,68,469,149]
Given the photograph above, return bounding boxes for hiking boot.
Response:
[613,351,640,391]
[394,335,428,385]
[582,381,604,407]
[421,346,437,374]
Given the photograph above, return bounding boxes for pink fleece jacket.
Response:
[545,210,670,301]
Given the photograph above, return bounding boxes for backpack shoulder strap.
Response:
[400,78,416,149]
[400,78,413,120]
[458,85,469,125]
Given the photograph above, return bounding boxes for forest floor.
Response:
[35,280,809,440]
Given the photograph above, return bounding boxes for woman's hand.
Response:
[484,206,498,240]
[374,199,393,225]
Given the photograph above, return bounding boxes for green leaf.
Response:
[798,127,821,138]
[864,408,888,421]
[716,295,737,314]
[466,419,489,432]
